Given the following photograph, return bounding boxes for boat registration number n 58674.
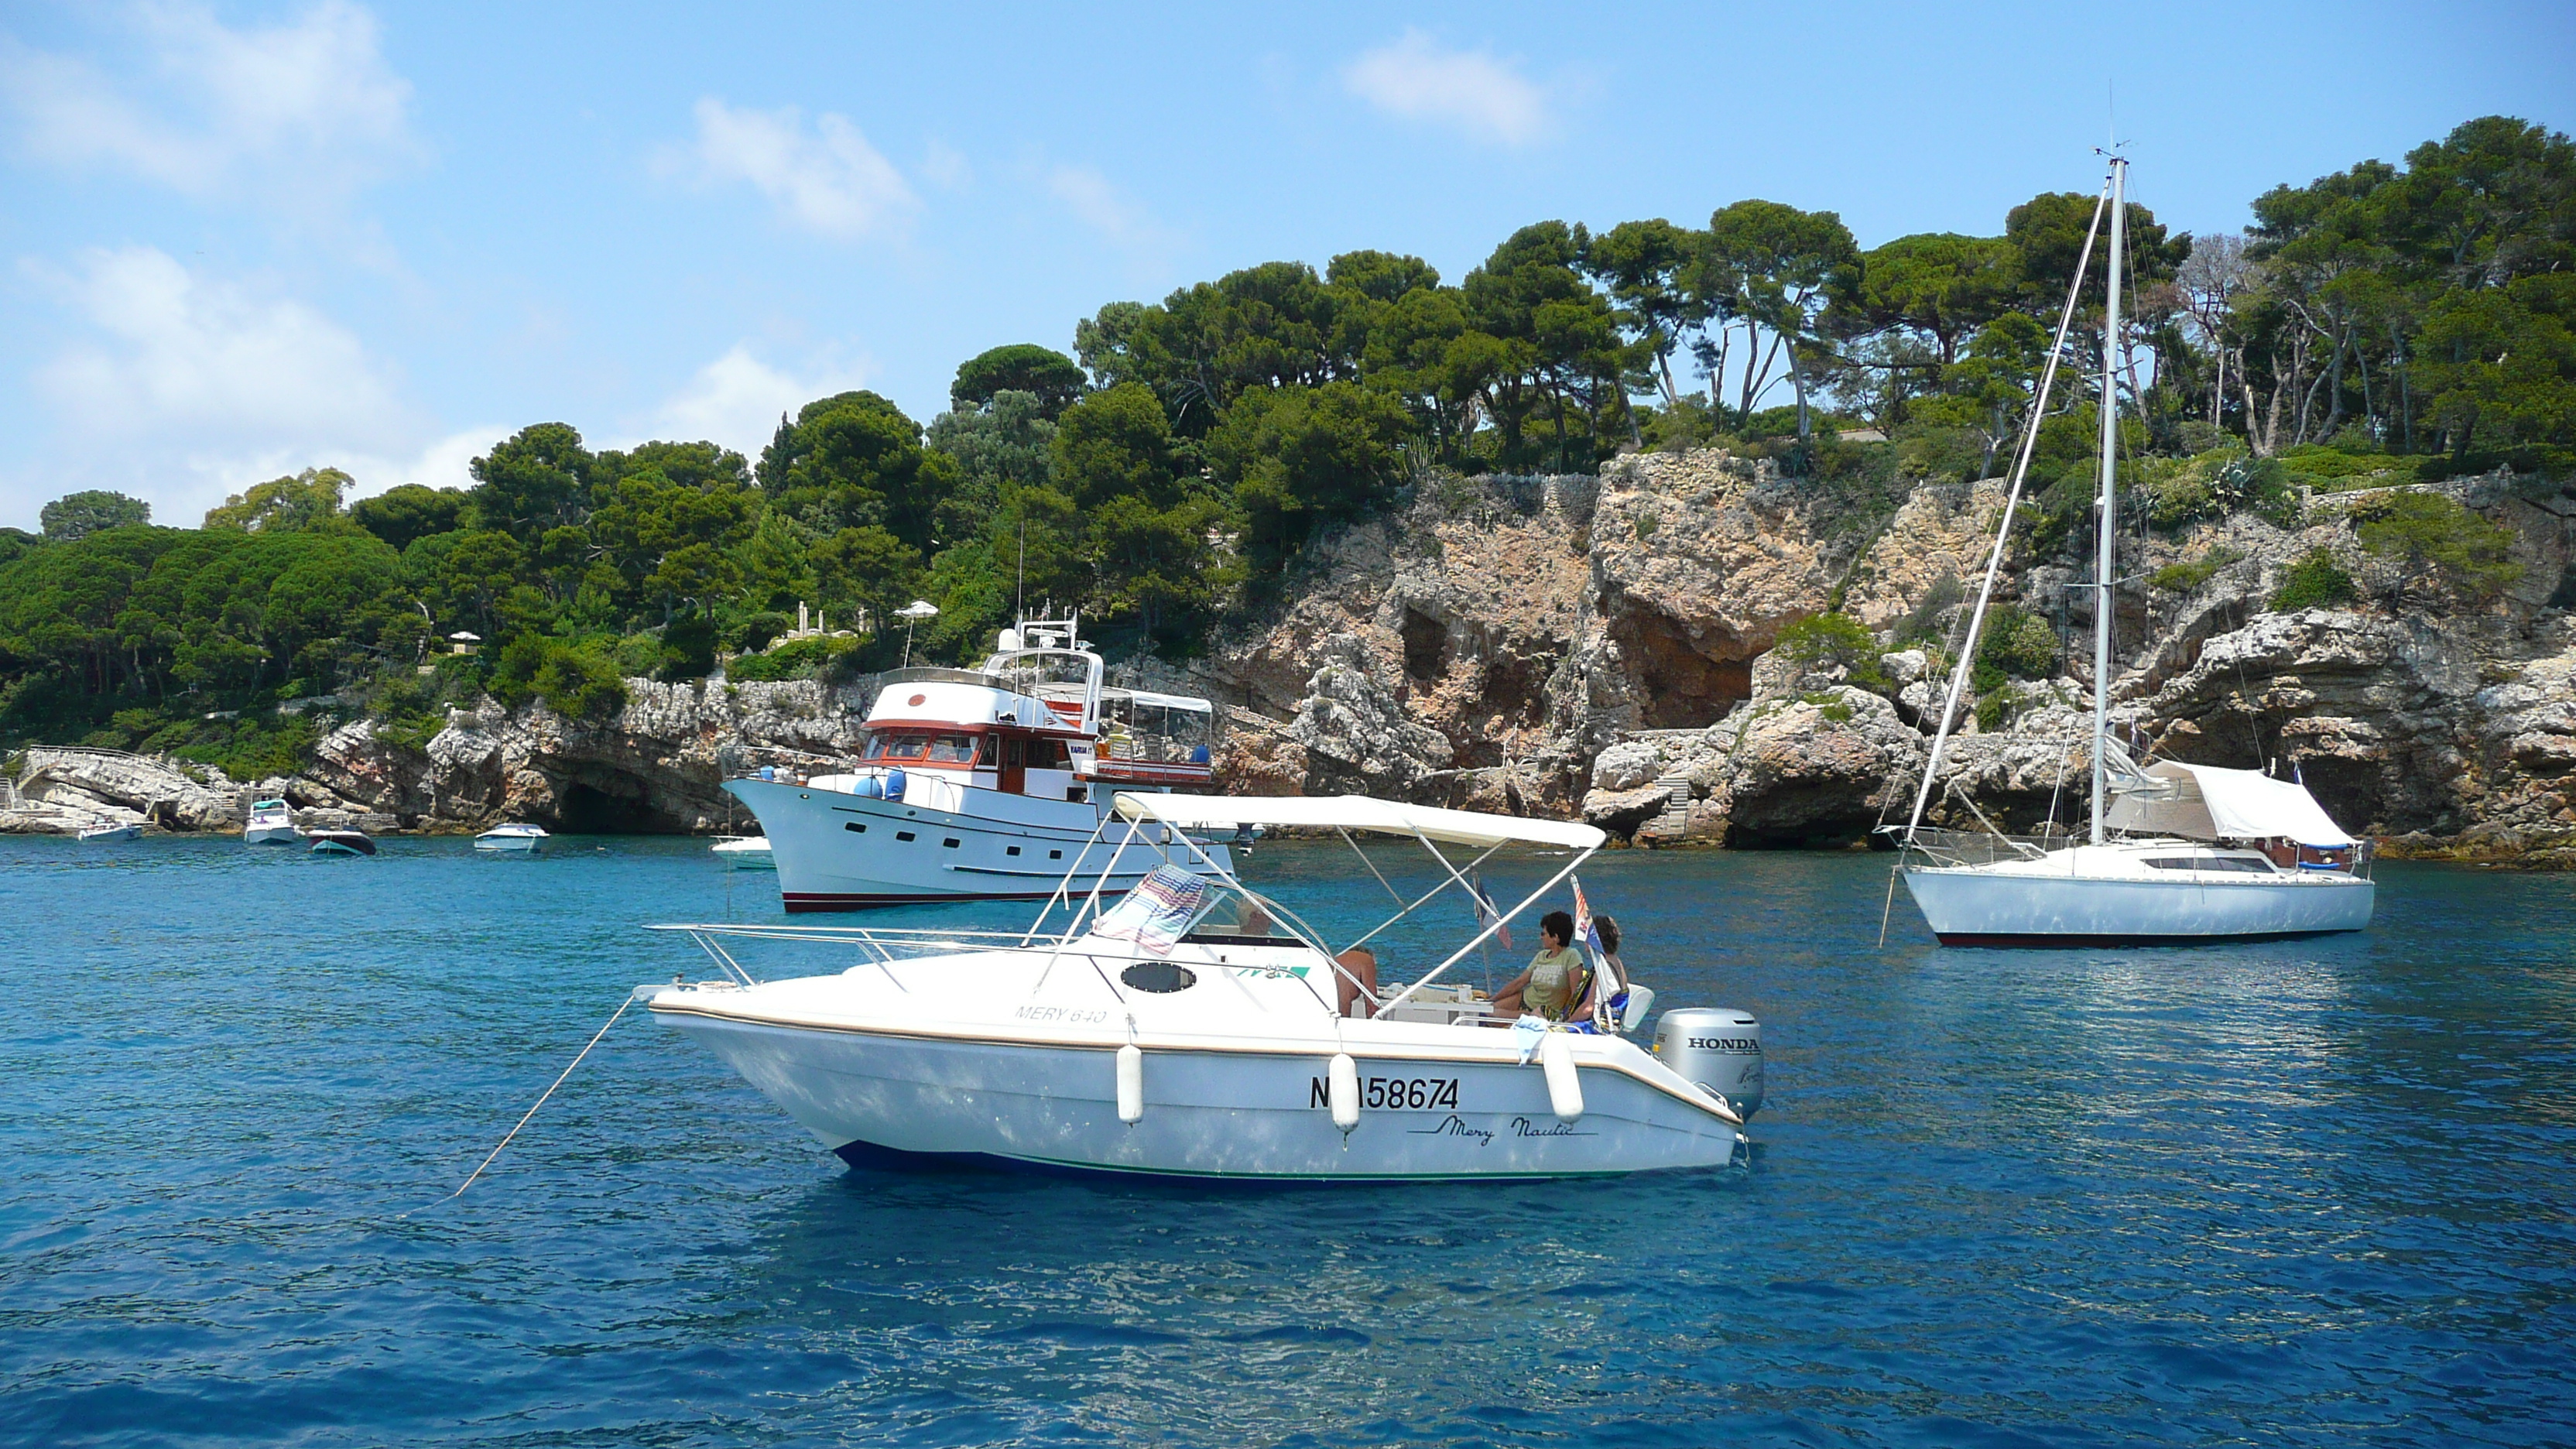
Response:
[1310,1075,1459,1111]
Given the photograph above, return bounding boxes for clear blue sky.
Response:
[2,0,2568,530]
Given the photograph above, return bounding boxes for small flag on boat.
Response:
[1471,873,1512,950]
[1574,876,1603,957]
[1092,864,1210,956]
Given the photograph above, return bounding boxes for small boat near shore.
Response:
[647,793,1749,1181]
[474,824,548,853]
[309,830,376,856]
[77,821,142,843]
[243,798,302,847]
[711,835,773,870]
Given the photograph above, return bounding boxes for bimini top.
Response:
[2105,761,2359,848]
[1112,792,1605,851]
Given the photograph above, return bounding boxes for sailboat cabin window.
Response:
[862,731,981,765]
[2144,855,2276,875]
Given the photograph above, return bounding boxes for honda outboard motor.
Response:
[1653,1008,1763,1118]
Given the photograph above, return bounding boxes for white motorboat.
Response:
[711,835,774,870]
[474,823,549,853]
[78,821,142,843]
[724,615,1231,910]
[647,793,1749,1180]
[242,798,302,847]
[1889,153,2372,946]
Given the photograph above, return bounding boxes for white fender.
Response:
[1115,1043,1143,1124]
[1539,1031,1584,1122]
[1327,1052,1360,1131]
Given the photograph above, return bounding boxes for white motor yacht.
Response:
[242,798,302,847]
[1888,153,2372,945]
[724,615,1231,910]
[646,793,1749,1180]
[474,823,549,853]
[78,820,142,843]
[711,835,774,870]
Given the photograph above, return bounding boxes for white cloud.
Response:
[1341,30,1552,146]
[641,343,874,461]
[361,426,498,496]
[1047,164,1170,248]
[678,98,918,240]
[33,245,408,443]
[10,245,433,526]
[0,1,418,207]
[920,138,971,190]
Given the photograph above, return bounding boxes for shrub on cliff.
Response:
[2269,549,2361,611]
[2352,492,2524,601]
[488,636,629,721]
[1776,611,1888,690]
[2152,546,2245,593]
[728,635,856,683]
[1975,604,2057,682]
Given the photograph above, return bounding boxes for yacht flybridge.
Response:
[646,793,1750,1180]
[724,616,1232,909]
[1891,153,2374,945]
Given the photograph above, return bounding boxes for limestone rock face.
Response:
[1287,634,1455,796]
[1590,740,1663,793]
[2,748,242,834]
[1663,687,1924,848]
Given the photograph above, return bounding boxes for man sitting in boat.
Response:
[1489,911,1588,1022]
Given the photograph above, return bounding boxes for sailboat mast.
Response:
[2091,156,2128,847]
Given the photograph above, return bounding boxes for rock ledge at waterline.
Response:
[10,449,2576,865]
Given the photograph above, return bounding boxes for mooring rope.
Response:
[440,990,640,1202]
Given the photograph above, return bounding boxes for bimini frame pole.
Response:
[1372,844,1596,1019]
[1899,178,2114,845]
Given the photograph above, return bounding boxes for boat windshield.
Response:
[864,731,981,765]
[1180,889,1302,946]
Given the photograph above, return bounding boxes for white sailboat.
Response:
[646,793,1749,1180]
[1893,154,2375,947]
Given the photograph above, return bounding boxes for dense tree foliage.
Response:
[4,115,2566,768]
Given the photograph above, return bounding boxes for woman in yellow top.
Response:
[1490,910,1588,1022]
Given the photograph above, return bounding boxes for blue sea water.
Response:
[2,834,2571,1447]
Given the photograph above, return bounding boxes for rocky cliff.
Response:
[12,448,2574,861]
[5,678,872,837]
[1190,450,2576,862]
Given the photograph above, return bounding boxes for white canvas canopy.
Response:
[1104,688,1213,714]
[2104,762,2359,848]
[1112,792,1605,851]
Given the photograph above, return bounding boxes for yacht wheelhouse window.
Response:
[863,731,980,764]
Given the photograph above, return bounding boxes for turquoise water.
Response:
[2,835,2571,1446]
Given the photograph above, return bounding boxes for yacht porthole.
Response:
[1120,962,1197,994]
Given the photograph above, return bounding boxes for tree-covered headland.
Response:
[2,116,2567,780]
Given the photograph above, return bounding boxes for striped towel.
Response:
[1092,865,1211,956]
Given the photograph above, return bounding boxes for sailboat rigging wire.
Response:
[441,990,639,1202]
[1901,178,2115,844]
